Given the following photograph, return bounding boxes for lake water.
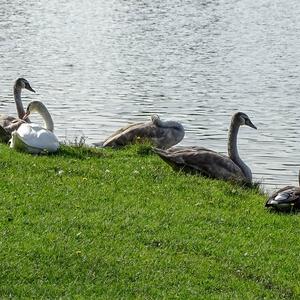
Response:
[0,0,299,192]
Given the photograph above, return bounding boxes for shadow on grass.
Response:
[103,143,155,156]
[136,144,154,156]
[55,144,108,159]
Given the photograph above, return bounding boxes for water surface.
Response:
[0,0,300,191]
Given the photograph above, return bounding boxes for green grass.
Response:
[0,143,299,299]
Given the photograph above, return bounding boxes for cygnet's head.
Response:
[14,78,35,93]
[233,112,257,129]
[151,114,161,125]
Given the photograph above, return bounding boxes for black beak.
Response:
[25,83,35,93]
[246,119,257,130]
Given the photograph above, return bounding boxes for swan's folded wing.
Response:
[0,115,16,128]
[266,186,300,209]
[35,129,59,151]
[18,123,36,136]
[101,119,184,149]
[102,122,155,147]
[149,126,185,149]
[154,148,245,181]
[14,124,59,153]
[161,146,214,153]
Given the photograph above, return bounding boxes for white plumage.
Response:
[10,123,59,154]
[10,101,59,154]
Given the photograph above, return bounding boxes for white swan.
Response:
[0,78,35,142]
[10,101,59,154]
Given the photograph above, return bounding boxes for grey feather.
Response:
[0,78,34,143]
[96,114,185,149]
[153,112,257,184]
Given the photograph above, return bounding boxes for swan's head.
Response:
[23,101,47,119]
[23,101,54,132]
[14,78,35,93]
[234,112,257,129]
[151,114,160,124]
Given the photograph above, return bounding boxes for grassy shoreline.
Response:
[0,144,299,299]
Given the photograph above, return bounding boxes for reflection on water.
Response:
[0,0,300,192]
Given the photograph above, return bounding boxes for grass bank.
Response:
[0,144,299,299]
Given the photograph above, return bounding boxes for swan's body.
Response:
[154,112,257,183]
[0,78,34,142]
[0,116,15,142]
[265,171,300,211]
[10,101,59,154]
[95,114,185,149]
[11,123,59,154]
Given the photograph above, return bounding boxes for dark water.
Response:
[0,0,300,192]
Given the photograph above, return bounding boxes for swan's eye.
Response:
[244,118,249,125]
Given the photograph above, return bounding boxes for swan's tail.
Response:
[10,131,25,150]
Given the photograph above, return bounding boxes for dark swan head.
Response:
[151,114,184,131]
[151,114,161,125]
[233,112,257,130]
[14,78,35,93]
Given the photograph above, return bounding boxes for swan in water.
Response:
[153,112,257,184]
[0,78,35,142]
[10,101,59,154]
[265,171,300,211]
[95,114,185,149]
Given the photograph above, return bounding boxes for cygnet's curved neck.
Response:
[228,121,252,182]
[13,85,26,119]
[38,106,54,132]
[152,115,183,130]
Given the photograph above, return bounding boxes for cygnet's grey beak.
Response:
[25,84,35,93]
[246,119,257,130]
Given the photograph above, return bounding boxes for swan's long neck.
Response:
[13,86,26,119]
[38,107,54,132]
[228,121,252,182]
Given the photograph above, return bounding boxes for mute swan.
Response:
[0,78,35,142]
[95,114,185,149]
[265,171,300,211]
[154,112,257,184]
[10,101,59,154]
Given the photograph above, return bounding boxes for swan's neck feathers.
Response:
[38,107,54,132]
[228,122,252,182]
[152,116,183,130]
[14,86,25,119]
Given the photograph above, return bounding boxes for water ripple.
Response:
[0,0,299,192]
